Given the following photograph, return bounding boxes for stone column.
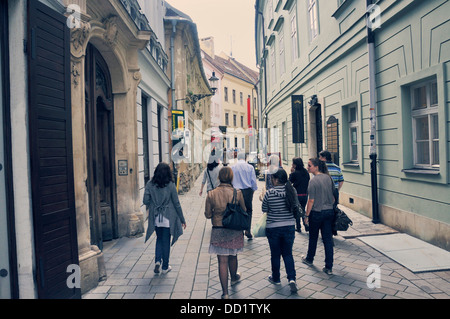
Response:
[70,19,103,294]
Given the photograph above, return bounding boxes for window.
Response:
[411,80,439,167]
[233,114,237,127]
[278,26,285,75]
[270,45,276,84]
[141,95,150,185]
[224,87,228,102]
[341,101,360,169]
[308,0,319,40]
[348,106,358,162]
[290,11,298,61]
[225,112,229,125]
[254,97,257,109]
[282,121,287,161]
[240,92,243,105]
[157,105,163,163]
[232,89,236,104]
[241,115,244,127]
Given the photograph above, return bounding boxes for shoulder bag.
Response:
[328,176,353,232]
[222,188,250,231]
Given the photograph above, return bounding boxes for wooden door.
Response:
[28,0,80,299]
[85,44,116,249]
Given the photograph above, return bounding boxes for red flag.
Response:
[247,97,251,126]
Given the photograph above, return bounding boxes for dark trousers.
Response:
[266,225,296,281]
[155,227,171,270]
[240,188,254,230]
[306,209,334,270]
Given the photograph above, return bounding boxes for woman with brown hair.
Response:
[205,166,246,299]
[302,158,335,275]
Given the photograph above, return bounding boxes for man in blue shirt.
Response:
[232,152,258,239]
[319,150,344,203]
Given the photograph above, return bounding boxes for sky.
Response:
[166,0,258,71]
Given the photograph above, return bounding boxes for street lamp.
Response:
[187,72,219,106]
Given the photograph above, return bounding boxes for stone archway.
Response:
[68,1,150,293]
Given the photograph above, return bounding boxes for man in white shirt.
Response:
[231,152,258,239]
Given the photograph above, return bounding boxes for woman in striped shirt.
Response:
[262,168,299,293]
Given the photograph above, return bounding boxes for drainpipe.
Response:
[170,19,177,110]
[366,0,380,224]
[255,6,268,157]
[169,19,178,183]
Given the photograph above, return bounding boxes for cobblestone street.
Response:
[82,174,450,300]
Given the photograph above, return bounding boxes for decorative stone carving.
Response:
[70,21,91,58]
[133,71,141,82]
[103,16,119,47]
[71,61,81,86]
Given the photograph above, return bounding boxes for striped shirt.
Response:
[326,162,344,189]
[261,185,295,228]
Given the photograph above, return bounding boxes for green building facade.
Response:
[255,0,450,249]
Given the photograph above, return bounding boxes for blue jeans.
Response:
[266,225,296,281]
[155,227,171,270]
[306,209,334,270]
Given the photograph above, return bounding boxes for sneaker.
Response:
[231,273,241,286]
[289,280,298,293]
[268,276,281,285]
[154,261,161,274]
[322,267,333,275]
[301,255,313,266]
[161,265,172,274]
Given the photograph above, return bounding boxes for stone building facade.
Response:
[164,3,213,194]
[1,0,157,298]
[255,0,450,249]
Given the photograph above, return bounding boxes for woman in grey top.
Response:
[144,163,186,274]
[302,158,336,275]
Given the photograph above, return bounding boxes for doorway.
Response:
[85,44,117,250]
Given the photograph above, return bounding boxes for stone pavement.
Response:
[82,173,450,299]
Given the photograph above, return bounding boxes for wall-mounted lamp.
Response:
[187,72,219,109]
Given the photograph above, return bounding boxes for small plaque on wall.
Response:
[118,160,128,176]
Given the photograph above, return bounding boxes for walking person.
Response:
[262,168,299,293]
[143,163,187,275]
[302,158,335,275]
[319,150,344,202]
[199,154,222,196]
[289,157,310,232]
[205,166,246,299]
[231,152,258,240]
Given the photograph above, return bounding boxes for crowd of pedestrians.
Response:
[142,149,344,299]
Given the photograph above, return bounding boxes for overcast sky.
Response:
[166,0,258,71]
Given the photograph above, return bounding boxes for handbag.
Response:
[222,188,250,231]
[292,202,306,219]
[328,176,353,232]
[252,213,267,237]
[334,207,353,231]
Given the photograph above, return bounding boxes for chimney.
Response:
[200,36,215,58]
